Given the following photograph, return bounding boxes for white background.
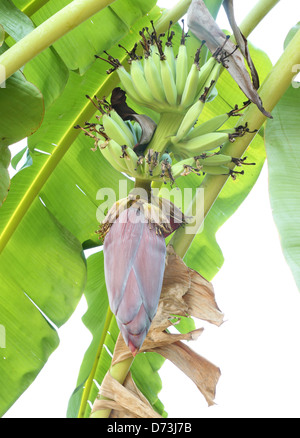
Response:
[4,0,300,418]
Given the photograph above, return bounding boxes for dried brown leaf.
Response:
[187,0,272,118]
[111,87,137,119]
[223,0,259,89]
[112,327,204,365]
[92,371,162,418]
[185,269,224,326]
[110,87,157,153]
[153,341,221,407]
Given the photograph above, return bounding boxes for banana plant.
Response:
[0,0,299,418]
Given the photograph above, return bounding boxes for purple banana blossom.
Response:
[103,206,166,356]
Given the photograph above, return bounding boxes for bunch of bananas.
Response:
[77,21,254,185]
[97,22,221,113]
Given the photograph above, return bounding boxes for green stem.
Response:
[171,28,300,258]
[90,357,134,418]
[155,0,192,34]
[146,112,184,154]
[239,0,281,38]
[134,178,152,200]
[0,0,117,80]
[78,306,113,418]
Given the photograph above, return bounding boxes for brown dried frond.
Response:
[92,372,162,418]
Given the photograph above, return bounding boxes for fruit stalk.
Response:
[239,0,281,38]
[145,112,185,155]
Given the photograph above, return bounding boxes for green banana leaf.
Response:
[0,0,160,417]
[284,21,300,48]
[0,55,44,206]
[0,0,35,40]
[265,85,300,291]
[1,0,69,111]
[12,0,50,14]
[0,24,5,46]
[0,198,87,416]
[32,0,157,74]
[0,146,10,207]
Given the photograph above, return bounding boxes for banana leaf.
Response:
[265,85,300,290]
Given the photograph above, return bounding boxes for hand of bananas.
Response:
[76,21,256,185]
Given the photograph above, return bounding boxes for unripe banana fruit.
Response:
[143,56,166,103]
[186,113,230,139]
[176,44,188,99]
[109,110,135,146]
[160,58,177,106]
[130,60,154,104]
[170,132,229,159]
[82,22,252,185]
[102,114,133,149]
[172,99,206,144]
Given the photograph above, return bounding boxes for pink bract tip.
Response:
[128,340,139,357]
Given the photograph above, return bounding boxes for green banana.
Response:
[200,165,244,178]
[176,44,188,99]
[164,43,176,79]
[109,109,135,146]
[150,44,161,70]
[201,165,232,175]
[196,62,221,101]
[170,157,195,179]
[143,55,166,103]
[172,99,206,143]
[116,66,144,104]
[160,153,172,165]
[130,59,154,104]
[160,58,177,106]
[180,62,200,108]
[195,57,218,98]
[170,132,229,159]
[102,114,133,148]
[121,144,139,175]
[194,153,232,167]
[132,121,142,144]
[186,113,230,139]
[100,141,128,173]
